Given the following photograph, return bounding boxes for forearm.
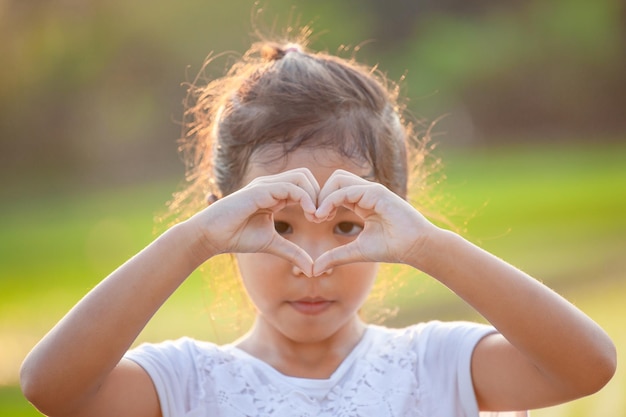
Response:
[20,219,210,413]
[411,228,616,390]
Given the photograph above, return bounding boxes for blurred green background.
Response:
[1,0,625,416]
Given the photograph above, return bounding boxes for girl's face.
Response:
[235,147,379,348]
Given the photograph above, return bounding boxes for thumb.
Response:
[312,242,365,277]
[264,235,314,277]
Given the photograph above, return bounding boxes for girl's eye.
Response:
[274,221,293,235]
[334,221,363,237]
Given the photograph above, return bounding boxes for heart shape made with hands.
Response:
[267,190,385,278]
[218,167,414,277]
[273,224,364,278]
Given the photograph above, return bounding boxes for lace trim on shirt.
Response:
[192,328,424,416]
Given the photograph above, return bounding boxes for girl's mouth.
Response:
[289,298,333,315]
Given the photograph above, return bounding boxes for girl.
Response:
[20,37,615,417]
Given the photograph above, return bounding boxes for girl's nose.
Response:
[294,234,334,260]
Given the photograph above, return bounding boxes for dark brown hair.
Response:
[169,34,431,220]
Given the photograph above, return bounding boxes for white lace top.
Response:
[125,321,528,417]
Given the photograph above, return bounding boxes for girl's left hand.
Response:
[312,169,435,276]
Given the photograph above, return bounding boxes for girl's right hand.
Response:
[188,168,319,276]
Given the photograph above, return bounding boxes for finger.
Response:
[291,167,321,203]
[252,183,317,216]
[264,235,314,277]
[314,188,357,222]
[253,168,320,208]
[318,181,394,221]
[276,168,321,208]
[317,169,371,204]
[316,185,370,220]
[269,186,317,217]
[313,242,367,276]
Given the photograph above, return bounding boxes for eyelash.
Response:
[273,221,363,237]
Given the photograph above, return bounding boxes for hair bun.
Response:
[261,42,304,61]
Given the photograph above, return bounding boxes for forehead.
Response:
[243,146,374,186]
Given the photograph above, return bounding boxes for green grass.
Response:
[2,143,625,416]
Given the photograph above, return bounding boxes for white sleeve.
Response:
[413,321,496,416]
[414,321,529,417]
[124,337,204,417]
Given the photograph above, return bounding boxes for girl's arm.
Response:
[314,170,616,411]
[20,221,208,417]
[20,168,319,417]
[411,229,616,411]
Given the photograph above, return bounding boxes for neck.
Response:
[236,316,366,379]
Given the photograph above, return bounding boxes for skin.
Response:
[234,150,378,379]
[20,147,616,417]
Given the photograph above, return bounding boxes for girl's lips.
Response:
[289,298,333,315]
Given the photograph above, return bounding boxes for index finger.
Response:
[317,169,372,204]
[254,168,321,210]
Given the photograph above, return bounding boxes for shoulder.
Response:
[365,321,496,378]
[124,337,237,378]
[123,338,246,416]
[367,320,495,347]
[127,337,221,358]
[360,320,495,371]
[368,322,498,416]
[348,322,497,415]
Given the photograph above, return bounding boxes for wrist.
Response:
[169,218,219,267]
[406,226,461,275]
